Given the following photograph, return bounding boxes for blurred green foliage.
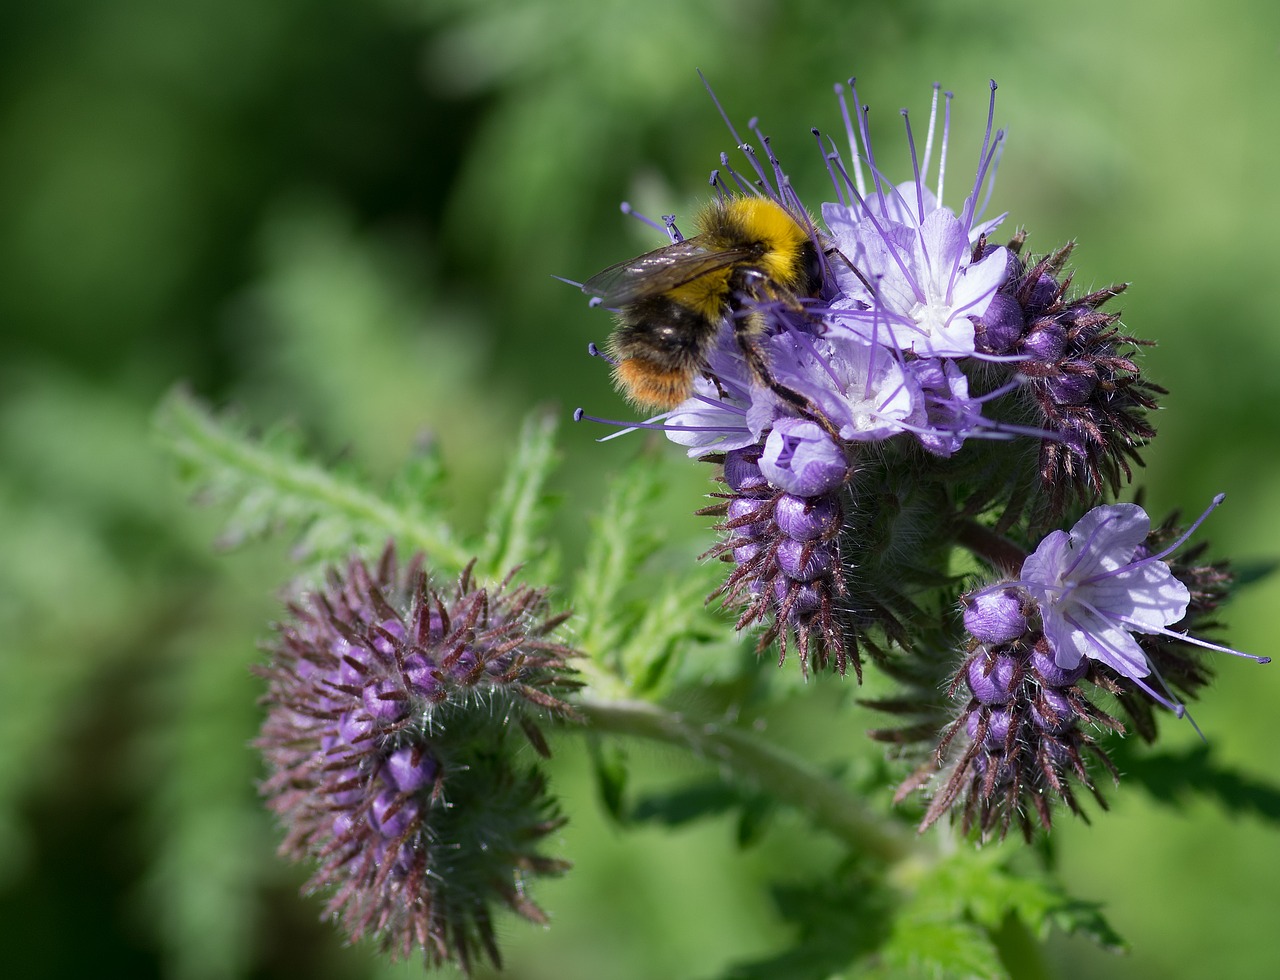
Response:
[3,0,1280,977]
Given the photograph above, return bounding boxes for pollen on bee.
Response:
[613,358,694,411]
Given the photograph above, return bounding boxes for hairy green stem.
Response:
[956,519,1027,577]
[574,696,915,862]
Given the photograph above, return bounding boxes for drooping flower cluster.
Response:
[576,77,1266,836]
[256,546,579,972]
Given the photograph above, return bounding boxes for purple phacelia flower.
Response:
[763,331,917,442]
[1010,497,1267,718]
[820,81,1011,359]
[256,546,580,973]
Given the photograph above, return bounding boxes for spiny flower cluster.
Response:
[577,77,1267,836]
[256,546,579,972]
[901,500,1267,838]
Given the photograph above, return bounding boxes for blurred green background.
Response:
[3,0,1279,977]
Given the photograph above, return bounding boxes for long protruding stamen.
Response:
[936,90,953,209]
[902,108,926,223]
[920,82,941,185]
[835,81,867,198]
[848,79,886,208]
[1148,493,1226,564]
[619,201,666,233]
[573,407,750,439]
[1118,620,1270,665]
[662,214,685,244]
[960,80,1000,233]
[1079,494,1225,590]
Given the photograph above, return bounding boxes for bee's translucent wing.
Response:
[582,237,756,306]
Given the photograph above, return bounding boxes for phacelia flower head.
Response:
[256,545,580,973]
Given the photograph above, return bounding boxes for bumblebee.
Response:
[583,196,824,410]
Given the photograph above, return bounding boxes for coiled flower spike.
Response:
[256,545,580,973]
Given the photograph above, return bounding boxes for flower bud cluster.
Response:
[914,596,1121,840]
[256,546,579,972]
[705,442,853,677]
[977,239,1164,511]
[896,501,1266,835]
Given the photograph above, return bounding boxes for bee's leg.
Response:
[825,245,874,296]
[704,372,731,401]
[734,312,843,442]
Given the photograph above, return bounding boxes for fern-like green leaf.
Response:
[476,411,560,580]
[153,386,469,575]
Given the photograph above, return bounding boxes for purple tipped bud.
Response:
[963,587,1028,644]
[363,676,409,721]
[369,789,420,839]
[328,767,365,806]
[385,746,438,793]
[402,652,439,699]
[774,493,840,541]
[723,449,767,491]
[1046,367,1098,406]
[966,651,1020,704]
[966,706,1014,747]
[1024,273,1059,313]
[1031,689,1077,734]
[1030,643,1089,687]
[256,546,578,970]
[974,293,1025,354]
[775,578,822,617]
[759,418,848,496]
[776,538,836,581]
[1021,321,1066,361]
[727,496,772,539]
[338,710,374,746]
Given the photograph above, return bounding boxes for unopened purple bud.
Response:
[338,710,374,746]
[1031,689,1077,734]
[727,496,772,539]
[329,767,365,806]
[974,293,1025,354]
[774,578,822,617]
[1030,644,1089,687]
[966,652,1020,705]
[1024,273,1059,313]
[776,538,836,581]
[331,812,355,839]
[1021,321,1066,361]
[363,677,409,721]
[723,449,767,492]
[963,587,1028,644]
[336,652,367,688]
[972,752,1015,786]
[449,648,479,680]
[759,418,848,496]
[774,493,840,542]
[966,706,1014,747]
[385,746,438,793]
[732,541,762,566]
[402,652,439,699]
[369,789,420,839]
[1046,367,1097,406]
